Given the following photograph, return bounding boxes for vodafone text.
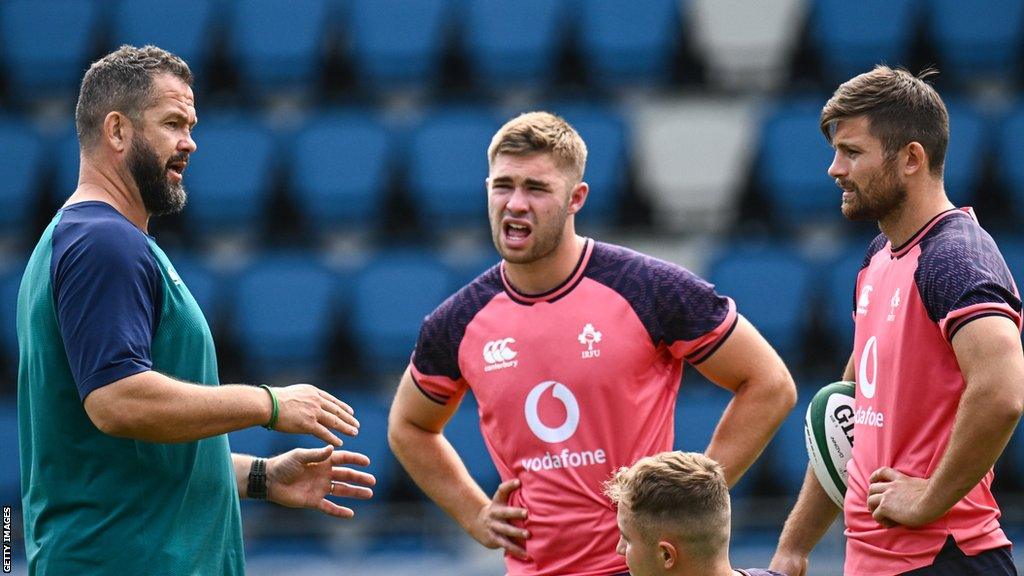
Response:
[521,448,607,472]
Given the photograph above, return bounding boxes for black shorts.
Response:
[902,536,1017,575]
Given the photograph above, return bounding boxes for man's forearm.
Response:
[84,370,271,442]
[777,466,841,556]
[706,371,795,486]
[389,421,490,536]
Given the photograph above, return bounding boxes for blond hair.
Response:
[605,452,730,558]
[487,111,588,183]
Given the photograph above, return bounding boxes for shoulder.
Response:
[423,264,504,332]
[862,233,888,269]
[586,241,705,295]
[53,202,152,265]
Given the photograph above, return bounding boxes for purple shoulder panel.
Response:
[585,242,731,345]
[915,213,1021,323]
[412,265,504,380]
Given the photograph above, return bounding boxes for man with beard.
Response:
[388,111,797,576]
[17,45,375,575]
[770,66,1024,576]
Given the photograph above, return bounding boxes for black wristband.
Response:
[247,457,268,500]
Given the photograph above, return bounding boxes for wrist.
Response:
[258,385,279,430]
[247,457,268,500]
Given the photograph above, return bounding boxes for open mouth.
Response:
[504,220,532,243]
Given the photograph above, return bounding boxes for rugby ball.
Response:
[804,381,856,508]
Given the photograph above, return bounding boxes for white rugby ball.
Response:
[804,381,856,508]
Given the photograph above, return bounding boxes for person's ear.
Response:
[903,142,927,177]
[103,112,131,154]
[657,540,677,569]
[567,182,588,215]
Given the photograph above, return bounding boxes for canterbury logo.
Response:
[483,338,518,372]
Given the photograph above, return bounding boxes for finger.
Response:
[866,493,882,512]
[489,505,528,520]
[320,410,359,437]
[317,498,356,519]
[870,467,898,483]
[312,424,344,447]
[330,450,370,467]
[867,481,892,495]
[489,520,530,541]
[331,467,377,487]
[319,389,356,416]
[491,533,528,560]
[293,445,334,465]
[327,482,374,500]
[493,479,521,503]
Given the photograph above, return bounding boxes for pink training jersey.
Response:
[845,208,1021,575]
[411,239,737,576]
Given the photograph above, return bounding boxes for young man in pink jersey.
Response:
[388,111,797,576]
[770,66,1024,576]
[605,451,786,576]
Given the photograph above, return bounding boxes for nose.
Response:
[505,186,529,214]
[180,132,197,154]
[828,151,846,179]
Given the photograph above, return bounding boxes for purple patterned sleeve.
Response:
[585,242,735,356]
[915,216,1021,331]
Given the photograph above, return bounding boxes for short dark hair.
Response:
[75,45,192,150]
[821,65,948,176]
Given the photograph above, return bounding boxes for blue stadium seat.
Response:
[112,0,214,85]
[446,393,500,494]
[228,0,329,94]
[463,0,566,89]
[228,426,282,458]
[184,117,276,236]
[823,248,866,360]
[0,119,45,241]
[0,266,23,375]
[352,251,452,374]
[997,104,1024,219]
[927,0,1024,84]
[0,0,99,100]
[811,0,920,83]
[768,389,813,494]
[943,102,986,207]
[675,384,760,497]
[232,254,338,378]
[708,244,812,366]
[0,401,19,507]
[759,100,839,226]
[348,0,450,89]
[407,109,501,230]
[577,0,682,87]
[290,111,392,234]
[55,128,82,203]
[554,104,628,228]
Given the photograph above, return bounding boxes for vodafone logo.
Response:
[524,381,580,443]
[858,336,878,399]
[483,338,518,372]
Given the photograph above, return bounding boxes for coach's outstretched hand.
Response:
[473,478,531,560]
[267,445,375,518]
[272,384,360,446]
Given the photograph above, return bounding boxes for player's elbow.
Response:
[759,364,798,414]
[83,393,137,437]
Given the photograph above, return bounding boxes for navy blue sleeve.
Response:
[916,218,1021,329]
[51,215,162,399]
[586,243,734,351]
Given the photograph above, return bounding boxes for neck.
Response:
[877,180,953,248]
[68,155,150,232]
[504,234,586,295]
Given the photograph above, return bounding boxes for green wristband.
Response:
[259,385,279,430]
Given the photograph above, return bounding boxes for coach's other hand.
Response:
[473,478,531,560]
[268,445,375,518]
[867,467,942,528]
[272,384,360,446]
